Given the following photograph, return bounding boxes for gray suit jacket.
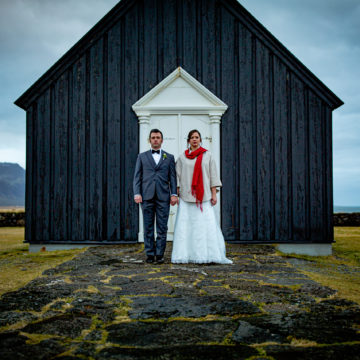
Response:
[133,150,177,201]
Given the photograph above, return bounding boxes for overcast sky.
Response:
[0,0,359,206]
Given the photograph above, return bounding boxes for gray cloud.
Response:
[0,0,118,168]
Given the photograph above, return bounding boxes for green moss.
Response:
[22,332,60,345]
[222,331,236,345]
[245,354,275,360]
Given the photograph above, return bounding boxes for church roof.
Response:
[15,0,343,110]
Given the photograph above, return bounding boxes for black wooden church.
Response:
[15,0,343,252]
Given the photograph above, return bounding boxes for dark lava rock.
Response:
[226,279,292,294]
[107,267,152,276]
[232,320,284,344]
[96,344,258,360]
[84,329,103,341]
[106,320,237,346]
[129,296,260,319]
[0,311,37,327]
[49,300,67,310]
[0,276,83,312]
[22,313,92,338]
[200,285,232,296]
[318,298,359,307]
[233,273,270,281]
[98,258,123,266]
[0,331,29,350]
[116,279,174,295]
[264,343,360,360]
[261,277,317,286]
[246,308,360,344]
[70,297,115,322]
[0,287,65,311]
[0,332,65,360]
[73,341,98,357]
[213,298,261,316]
[233,245,275,255]
[109,276,133,286]
[298,283,337,298]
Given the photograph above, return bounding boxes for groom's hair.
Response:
[149,128,163,139]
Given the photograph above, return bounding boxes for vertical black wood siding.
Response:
[24,0,335,243]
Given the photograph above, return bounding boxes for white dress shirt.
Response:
[152,148,161,165]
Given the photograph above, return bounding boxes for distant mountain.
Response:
[0,162,25,206]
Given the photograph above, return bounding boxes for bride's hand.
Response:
[211,195,217,206]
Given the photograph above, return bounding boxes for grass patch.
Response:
[333,227,360,265]
[0,207,24,213]
[278,227,360,304]
[0,227,26,254]
[0,227,86,296]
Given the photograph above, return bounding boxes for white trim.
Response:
[132,67,228,116]
[132,67,228,243]
[133,107,228,114]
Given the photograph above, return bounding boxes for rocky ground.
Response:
[0,243,359,360]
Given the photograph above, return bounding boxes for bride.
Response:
[171,129,232,264]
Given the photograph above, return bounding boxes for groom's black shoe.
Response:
[155,256,164,264]
[146,255,155,264]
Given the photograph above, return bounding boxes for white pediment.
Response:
[132,67,228,115]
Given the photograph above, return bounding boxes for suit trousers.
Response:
[141,194,170,256]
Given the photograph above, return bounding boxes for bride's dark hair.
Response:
[187,129,202,143]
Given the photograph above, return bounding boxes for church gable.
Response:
[16,0,342,111]
[132,67,227,111]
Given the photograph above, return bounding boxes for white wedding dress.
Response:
[171,199,233,264]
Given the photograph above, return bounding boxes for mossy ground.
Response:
[0,227,84,295]
[0,227,359,359]
[277,227,360,304]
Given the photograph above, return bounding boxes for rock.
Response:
[265,343,360,360]
[232,320,284,344]
[246,308,360,344]
[0,332,65,360]
[96,344,258,360]
[22,313,92,338]
[128,296,260,319]
[69,296,116,322]
[106,320,237,346]
[0,311,37,327]
[84,330,103,341]
[116,279,174,295]
[298,284,337,298]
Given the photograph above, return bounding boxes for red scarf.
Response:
[185,146,207,210]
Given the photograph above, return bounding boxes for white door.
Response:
[149,114,215,240]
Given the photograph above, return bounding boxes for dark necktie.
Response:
[152,150,160,154]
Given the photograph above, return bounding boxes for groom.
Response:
[133,129,178,264]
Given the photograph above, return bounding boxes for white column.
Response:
[209,113,222,225]
[137,114,150,242]
[138,114,150,153]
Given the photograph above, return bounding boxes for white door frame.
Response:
[132,67,228,242]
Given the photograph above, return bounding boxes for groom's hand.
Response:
[170,196,178,206]
[134,195,142,204]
